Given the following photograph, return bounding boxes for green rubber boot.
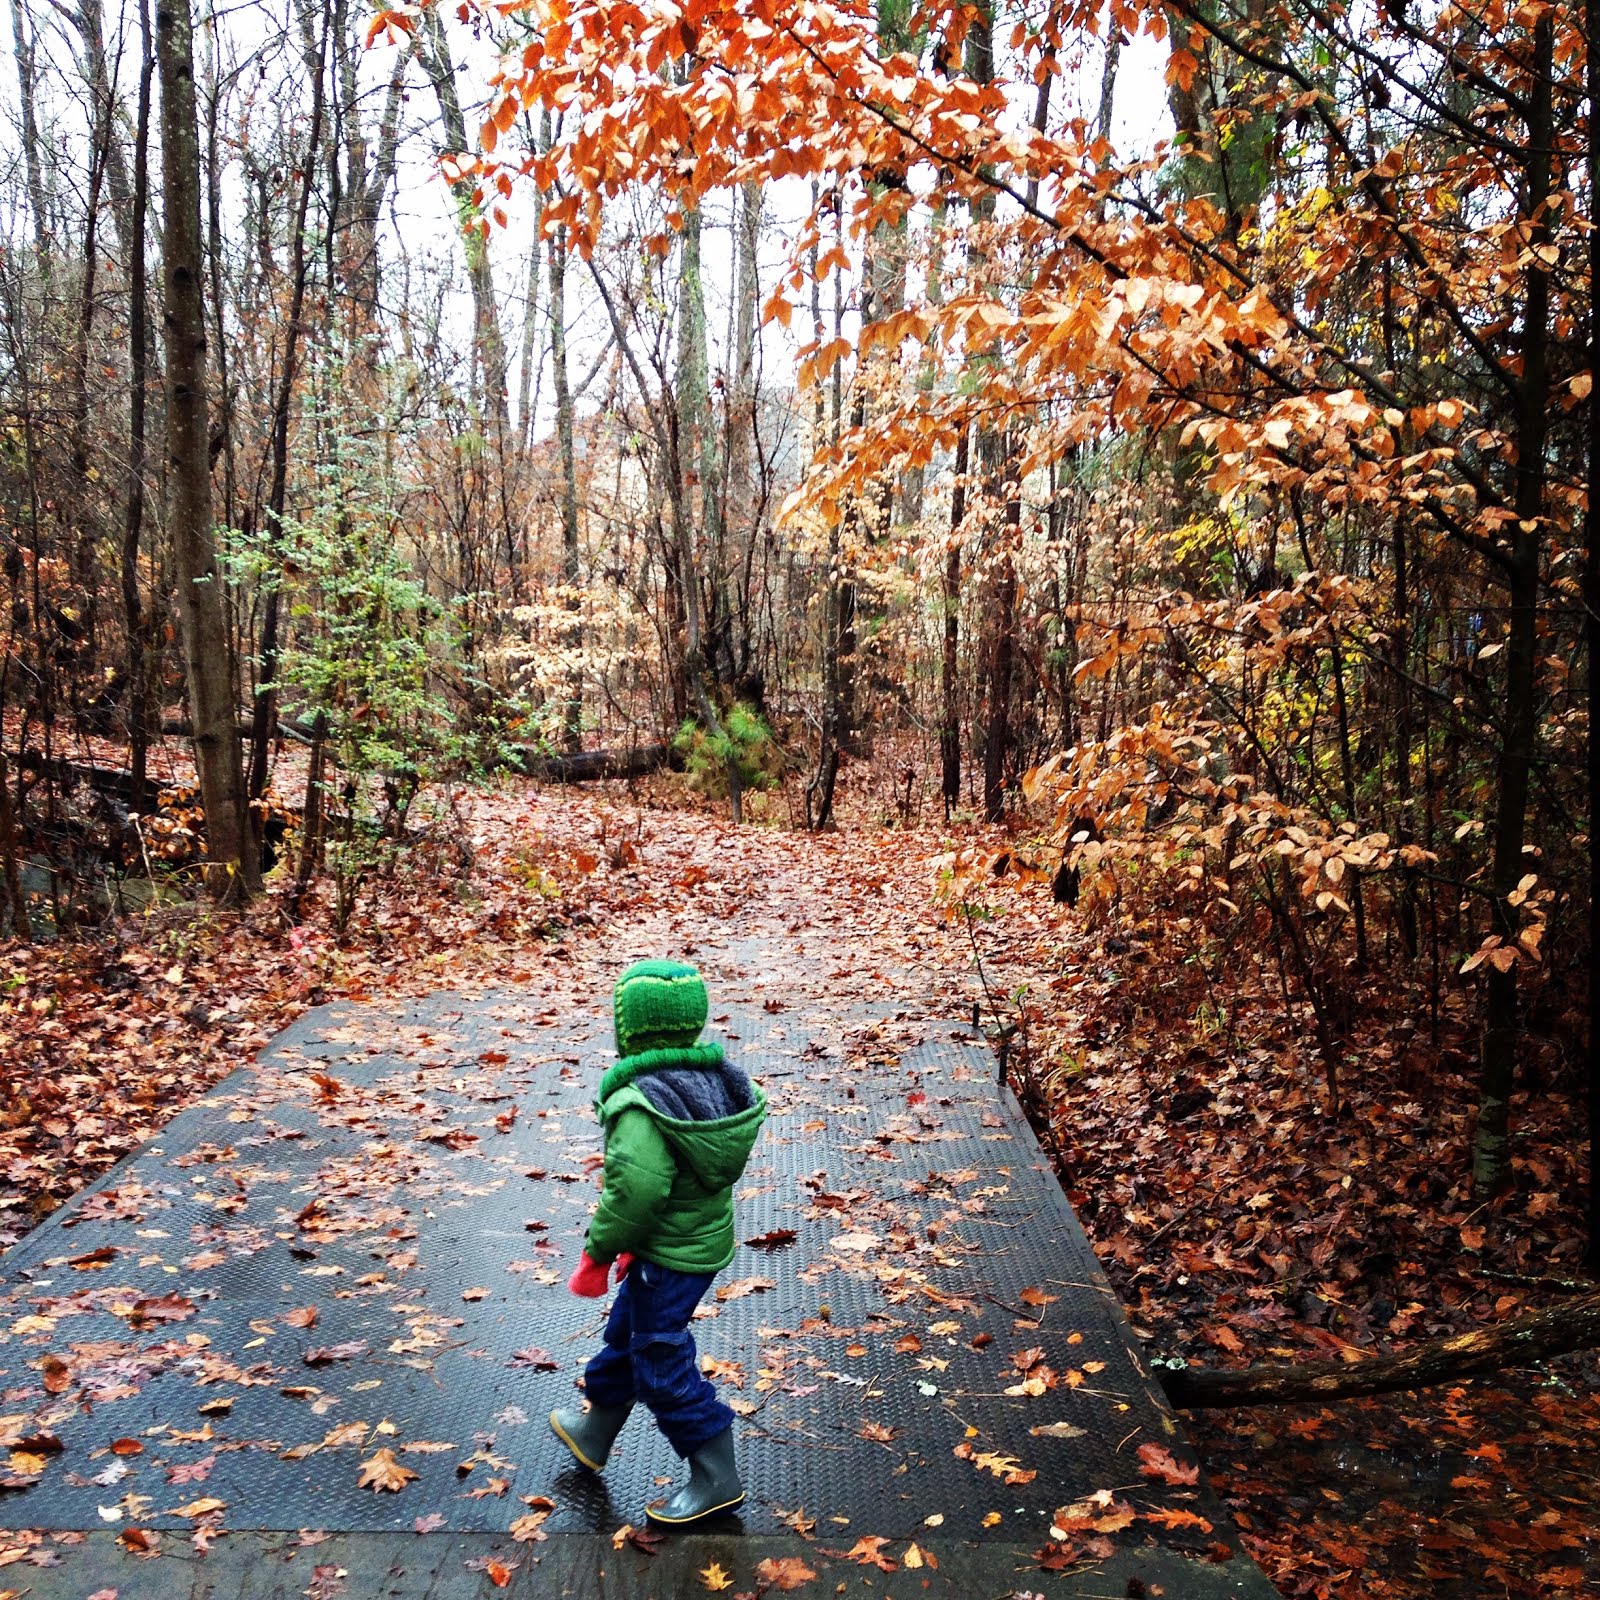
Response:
[549,1401,633,1472]
[645,1428,745,1526]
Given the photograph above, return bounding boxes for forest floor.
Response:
[2,753,1597,1599]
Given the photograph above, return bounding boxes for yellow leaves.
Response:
[700,1562,734,1590]
[845,1535,895,1570]
[953,1439,1037,1484]
[754,1555,817,1590]
[714,1276,775,1302]
[356,1448,417,1492]
[168,1497,226,1519]
[1461,936,1520,976]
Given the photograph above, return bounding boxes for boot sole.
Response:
[549,1410,606,1472]
[644,1490,745,1527]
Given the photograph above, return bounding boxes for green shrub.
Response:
[673,703,783,798]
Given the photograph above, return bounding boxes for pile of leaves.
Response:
[943,812,1597,1599]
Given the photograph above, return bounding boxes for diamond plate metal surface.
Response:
[0,979,1276,1596]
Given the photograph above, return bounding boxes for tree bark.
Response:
[942,426,968,816]
[1585,0,1600,1276]
[8,0,50,257]
[676,198,741,820]
[247,10,326,828]
[0,746,30,941]
[122,0,153,796]
[157,0,258,900]
[550,218,582,750]
[512,743,675,783]
[1161,1293,1600,1408]
[1472,13,1553,1190]
[983,441,1018,824]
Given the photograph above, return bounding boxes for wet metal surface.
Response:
[0,973,1276,1596]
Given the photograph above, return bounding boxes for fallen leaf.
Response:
[168,1497,225,1518]
[744,1229,797,1252]
[754,1555,817,1591]
[304,1342,369,1366]
[1137,1442,1200,1487]
[357,1448,418,1492]
[715,1276,775,1302]
[1145,1507,1214,1532]
[845,1535,895,1571]
[508,1346,558,1370]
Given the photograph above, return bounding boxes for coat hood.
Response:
[597,1042,767,1191]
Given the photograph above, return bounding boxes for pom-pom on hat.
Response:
[613,959,709,1059]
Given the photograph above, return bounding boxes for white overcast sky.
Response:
[0,2,1172,442]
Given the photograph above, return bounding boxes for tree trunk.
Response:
[676,199,741,820]
[123,0,154,796]
[8,0,50,256]
[942,426,968,816]
[157,0,258,900]
[983,442,1018,825]
[247,10,326,829]
[1472,13,1553,1191]
[1585,0,1599,1276]
[513,742,674,783]
[550,219,582,750]
[1161,1293,1600,1408]
[292,709,327,913]
[0,747,30,941]
[420,7,507,421]
[726,179,762,677]
[1097,19,1122,146]
[517,179,543,447]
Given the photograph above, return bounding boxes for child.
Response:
[551,959,767,1526]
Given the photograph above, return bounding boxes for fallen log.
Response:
[510,742,677,783]
[160,716,317,744]
[13,750,161,814]
[1158,1291,1600,1408]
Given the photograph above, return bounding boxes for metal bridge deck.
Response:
[0,966,1276,1597]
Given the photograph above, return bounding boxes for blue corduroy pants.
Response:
[583,1259,734,1458]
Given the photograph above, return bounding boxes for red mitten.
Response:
[613,1253,635,1285]
[568,1251,612,1298]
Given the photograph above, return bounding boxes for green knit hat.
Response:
[613,959,709,1059]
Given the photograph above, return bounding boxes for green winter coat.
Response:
[586,1043,767,1273]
